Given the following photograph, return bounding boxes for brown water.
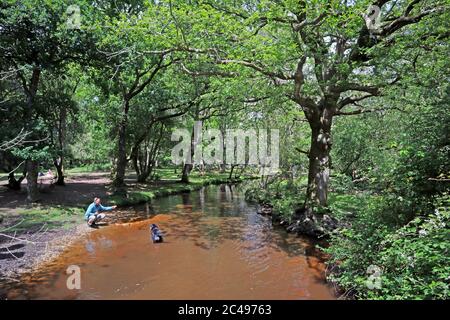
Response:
[4,184,335,300]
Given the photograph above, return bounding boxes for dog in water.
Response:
[150,223,164,243]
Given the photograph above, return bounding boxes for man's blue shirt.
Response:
[84,202,113,220]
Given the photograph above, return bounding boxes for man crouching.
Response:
[85,197,117,227]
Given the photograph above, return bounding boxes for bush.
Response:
[329,173,355,194]
[244,177,306,220]
[325,195,449,299]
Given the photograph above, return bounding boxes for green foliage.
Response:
[327,192,372,220]
[327,82,449,299]
[69,129,113,166]
[329,173,355,194]
[325,195,450,300]
[244,176,306,220]
[0,0,448,300]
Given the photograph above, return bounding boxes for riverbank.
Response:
[0,168,256,283]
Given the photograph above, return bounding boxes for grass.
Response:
[66,164,111,174]
[3,206,80,233]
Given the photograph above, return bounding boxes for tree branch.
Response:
[216,59,293,81]
[334,83,381,95]
[334,108,386,116]
[337,93,376,110]
[295,147,310,158]
[375,6,446,37]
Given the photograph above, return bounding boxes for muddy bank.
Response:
[0,221,92,285]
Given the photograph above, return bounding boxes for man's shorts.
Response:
[87,213,106,225]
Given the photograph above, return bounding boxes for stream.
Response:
[4,184,335,299]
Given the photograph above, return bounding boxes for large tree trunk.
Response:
[22,67,41,202]
[112,100,130,194]
[305,118,332,208]
[137,173,148,183]
[131,148,141,182]
[26,160,40,202]
[131,150,152,183]
[113,118,127,193]
[286,107,337,238]
[219,125,226,173]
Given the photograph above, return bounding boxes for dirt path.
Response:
[0,171,110,211]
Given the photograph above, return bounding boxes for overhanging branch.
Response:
[337,93,376,110]
[334,107,386,116]
[216,59,293,81]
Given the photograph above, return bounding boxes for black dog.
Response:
[150,223,164,243]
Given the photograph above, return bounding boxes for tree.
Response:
[182,0,448,215]
[0,0,95,200]
[91,2,189,194]
[39,71,80,185]
[127,73,202,182]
